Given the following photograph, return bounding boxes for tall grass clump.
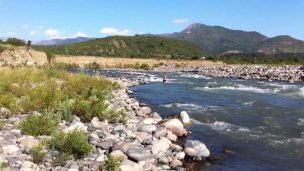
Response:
[48,130,92,159]
[0,67,120,122]
[20,111,59,136]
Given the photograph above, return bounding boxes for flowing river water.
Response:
[82,69,304,171]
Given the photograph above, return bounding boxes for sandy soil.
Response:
[54,55,223,68]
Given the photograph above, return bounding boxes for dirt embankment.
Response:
[54,55,222,68]
[0,46,48,66]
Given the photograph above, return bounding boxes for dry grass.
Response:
[54,55,222,68]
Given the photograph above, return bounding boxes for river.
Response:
[83,69,304,171]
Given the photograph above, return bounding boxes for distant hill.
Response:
[162,23,304,55]
[33,36,206,59]
[33,37,93,45]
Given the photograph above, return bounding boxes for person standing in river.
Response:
[163,73,167,83]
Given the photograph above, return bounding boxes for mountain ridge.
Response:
[162,23,304,55]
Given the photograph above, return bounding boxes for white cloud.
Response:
[139,32,145,35]
[74,31,87,37]
[173,19,189,24]
[30,31,36,35]
[100,27,130,36]
[22,25,29,29]
[37,25,44,29]
[44,28,64,39]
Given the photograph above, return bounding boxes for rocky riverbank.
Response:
[0,76,211,171]
[196,65,304,82]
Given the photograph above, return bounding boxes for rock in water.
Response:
[126,147,153,161]
[180,111,191,124]
[185,140,210,158]
[163,119,187,136]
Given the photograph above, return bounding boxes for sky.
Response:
[0,0,304,41]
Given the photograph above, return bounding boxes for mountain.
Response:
[163,23,304,55]
[33,36,206,59]
[33,37,92,45]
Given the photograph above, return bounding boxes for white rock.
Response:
[184,147,197,157]
[151,137,171,155]
[142,118,156,125]
[20,161,39,171]
[166,130,177,142]
[96,154,105,162]
[2,145,19,155]
[163,119,187,136]
[62,121,88,133]
[19,136,40,150]
[91,117,102,128]
[185,140,210,157]
[180,111,191,124]
[120,159,144,171]
[175,151,185,160]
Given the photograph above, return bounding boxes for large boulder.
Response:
[162,119,187,137]
[126,147,153,162]
[120,159,144,171]
[136,106,152,116]
[185,140,210,158]
[180,111,191,125]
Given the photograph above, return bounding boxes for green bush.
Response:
[30,144,47,164]
[139,63,150,70]
[52,153,72,166]
[20,112,59,136]
[100,155,120,171]
[6,38,26,46]
[58,99,74,122]
[48,130,92,159]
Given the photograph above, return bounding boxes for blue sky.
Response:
[0,0,303,41]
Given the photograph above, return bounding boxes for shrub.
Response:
[45,50,55,63]
[0,120,4,130]
[100,155,120,171]
[48,130,92,159]
[30,144,47,164]
[52,153,72,166]
[20,111,59,136]
[58,99,74,122]
[139,63,150,70]
[6,38,26,46]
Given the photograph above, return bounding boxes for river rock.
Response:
[126,147,153,161]
[109,150,127,161]
[151,137,171,155]
[185,140,210,158]
[142,118,156,125]
[120,159,144,171]
[166,130,177,142]
[136,106,152,116]
[20,161,39,171]
[62,121,88,133]
[97,140,113,150]
[184,147,197,157]
[2,145,19,155]
[112,141,131,153]
[19,136,40,150]
[180,111,191,124]
[163,119,187,136]
[137,124,157,133]
[150,112,162,123]
[170,159,182,168]
[175,151,185,160]
[135,131,152,143]
[153,126,167,138]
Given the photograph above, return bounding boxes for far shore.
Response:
[54,55,223,67]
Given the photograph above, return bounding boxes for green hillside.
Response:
[33,36,206,59]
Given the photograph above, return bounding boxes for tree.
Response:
[6,38,26,46]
